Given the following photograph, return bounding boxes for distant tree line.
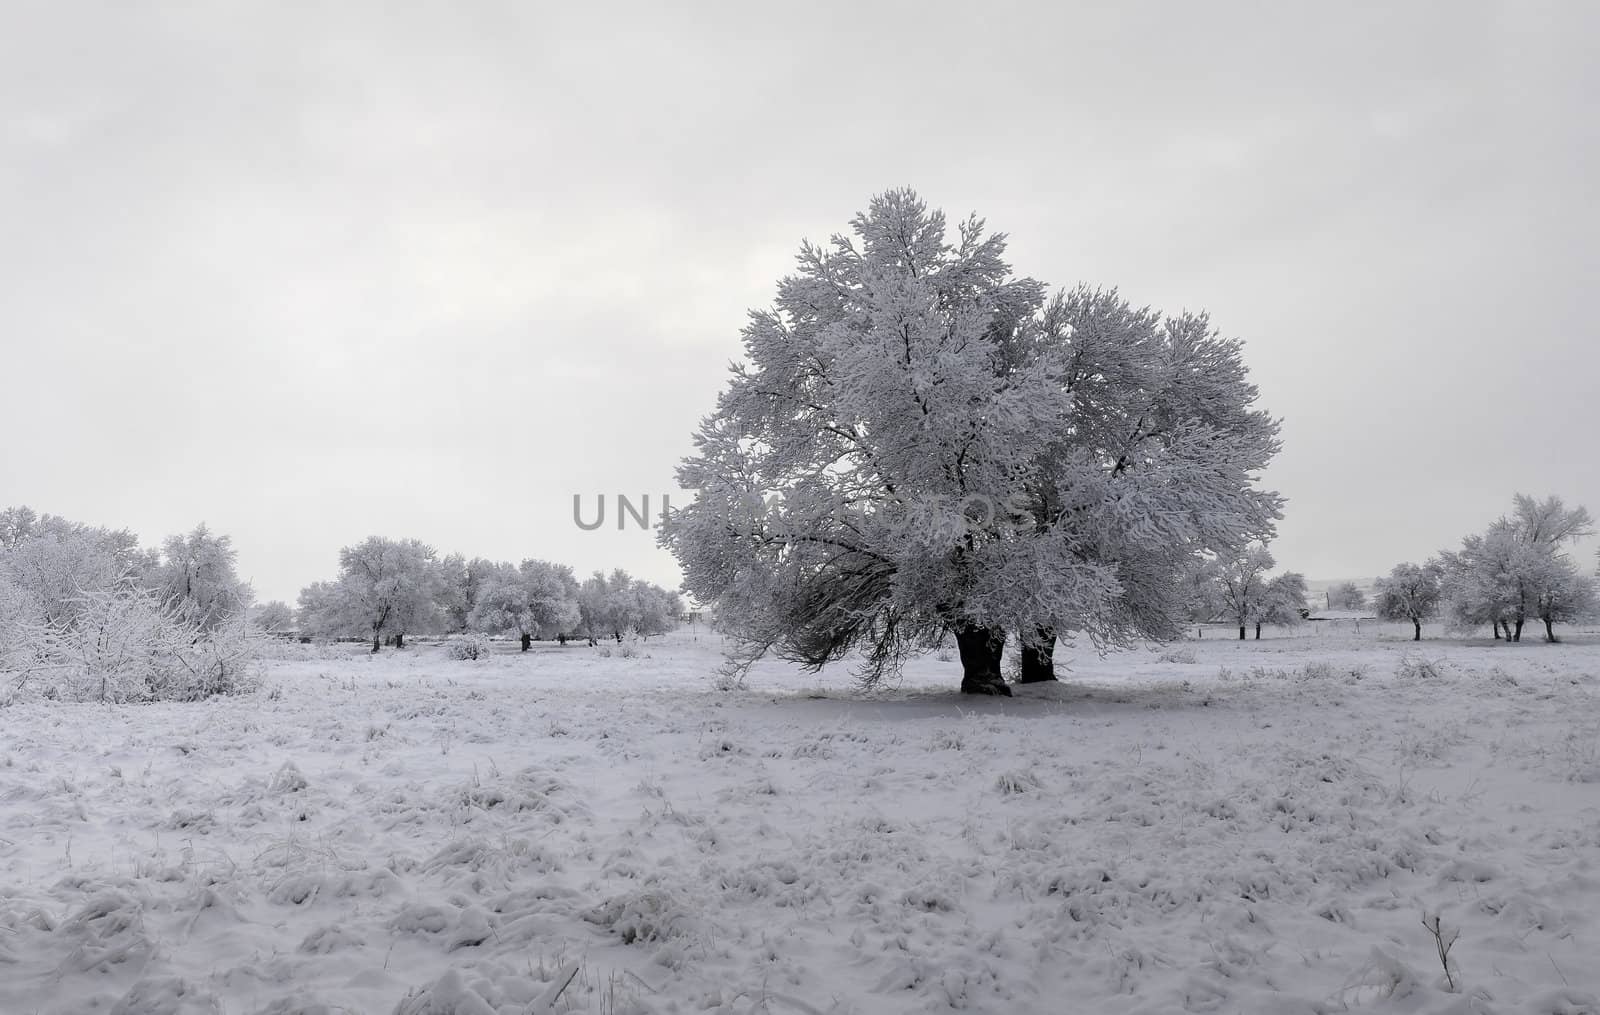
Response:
[1374,494,1597,642]
[293,536,684,653]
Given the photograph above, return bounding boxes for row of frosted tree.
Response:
[287,536,684,653]
[1173,494,1597,644]
[1371,494,1596,642]
[0,506,255,701]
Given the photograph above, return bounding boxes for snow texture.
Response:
[1,624,1597,1013]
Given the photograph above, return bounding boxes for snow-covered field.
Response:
[3,625,1599,1015]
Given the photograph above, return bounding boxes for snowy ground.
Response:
[3,624,1599,1015]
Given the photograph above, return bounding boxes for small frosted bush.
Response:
[446,634,493,661]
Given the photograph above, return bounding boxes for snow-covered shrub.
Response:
[583,888,695,945]
[1157,647,1197,664]
[1,510,259,703]
[1396,654,1447,682]
[446,634,493,661]
[1302,660,1368,683]
[995,770,1042,795]
[2,584,258,704]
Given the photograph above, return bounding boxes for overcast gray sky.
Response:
[3,1,1596,605]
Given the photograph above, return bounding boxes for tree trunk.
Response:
[394,632,405,650]
[371,634,381,654]
[955,625,1011,696]
[520,632,532,652]
[1512,619,1523,642]
[1017,626,1058,683]
[1238,625,1246,641]
[1254,621,1262,640]
[1413,618,1422,641]
[1544,617,1556,643]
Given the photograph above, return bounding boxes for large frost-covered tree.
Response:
[1011,286,1284,677]
[662,190,1282,693]
[1373,561,1443,640]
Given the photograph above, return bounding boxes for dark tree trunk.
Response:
[371,635,381,654]
[955,625,1011,696]
[1544,617,1556,643]
[1017,626,1058,683]
[520,632,532,652]
[394,632,405,650]
[1254,621,1262,640]
[1238,625,1246,641]
[615,632,623,643]
[1513,619,1523,642]
[1492,621,1502,640]
[1413,618,1422,641]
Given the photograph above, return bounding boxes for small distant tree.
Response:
[1258,571,1308,639]
[1531,556,1597,643]
[253,600,294,634]
[469,559,581,651]
[577,571,615,644]
[1215,545,1276,640]
[1179,558,1225,626]
[575,570,682,643]
[631,581,685,637]
[296,580,356,640]
[1373,561,1443,640]
[437,554,498,634]
[146,524,252,630]
[1325,580,1366,612]
[1442,494,1593,642]
[1440,528,1518,639]
[332,537,444,652]
[0,506,40,549]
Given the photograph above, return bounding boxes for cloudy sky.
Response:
[2,1,1595,605]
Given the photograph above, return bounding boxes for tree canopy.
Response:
[663,190,1282,692]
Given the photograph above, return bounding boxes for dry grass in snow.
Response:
[1,623,1598,1014]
